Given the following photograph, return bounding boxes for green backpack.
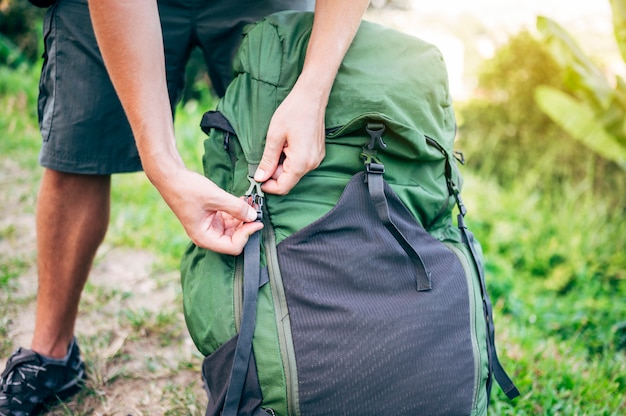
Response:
[181,11,519,416]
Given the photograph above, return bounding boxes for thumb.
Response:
[219,191,259,223]
[254,133,283,183]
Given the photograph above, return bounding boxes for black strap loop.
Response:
[365,165,432,292]
[200,110,236,136]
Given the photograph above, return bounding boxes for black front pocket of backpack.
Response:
[202,335,270,416]
[277,172,477,416]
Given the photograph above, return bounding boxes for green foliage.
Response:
[0,1,46,66]
[612,0,626,62]
[535,12,626,170]
[0,65,42,168]
[0,33,27,68]
[457,22,626,412]
[536,86,626,169]
[536,16,615,109]
[456,31,572,186]
[457,28,626,207]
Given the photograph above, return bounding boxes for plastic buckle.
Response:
[245,176,265,222]
[365,122,387,151]
[361,148,385,175]
[366,161,385,174]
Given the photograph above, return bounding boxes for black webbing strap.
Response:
[458,215,520,400]
[440,149,520,400]
[364,162,432,292]
[222,228,263,415]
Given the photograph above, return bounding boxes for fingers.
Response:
[204,195,264,256]
[200,179,259,223]
[163,172,263,254]
[187,204,264,255]
[255,135,325,195]
[219,191,260,223]
[259,166,300,195]
[202,221,264,256]
[228,221,265,254]
[253,133,283,184]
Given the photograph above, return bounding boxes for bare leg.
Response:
[31,169,111,358]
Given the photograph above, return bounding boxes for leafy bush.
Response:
[456,30,626,207]
[535,1,626,171]
[0,1,46,66]
[0,65,41,168]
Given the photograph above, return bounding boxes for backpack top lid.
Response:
[217,11,457,165]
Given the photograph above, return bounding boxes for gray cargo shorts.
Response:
[38,0,313,174]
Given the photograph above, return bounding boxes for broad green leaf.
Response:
[610,0,626,63]
[535,86,626,170]
[536,16,614,109]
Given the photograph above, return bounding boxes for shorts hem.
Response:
[39,152,143,175]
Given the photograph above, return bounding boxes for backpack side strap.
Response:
[457,215,521,401]
[222,177,266,415]
[361,123,432,292]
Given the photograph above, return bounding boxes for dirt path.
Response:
[0,160,206,415]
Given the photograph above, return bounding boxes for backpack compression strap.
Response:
[222,172,266,415]
[202,110,273,414]
[458,215,521,401]
[435,137,521,401]
[361,124,432,292]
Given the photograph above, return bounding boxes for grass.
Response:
[460,172,626,414]
[1,62,625,414]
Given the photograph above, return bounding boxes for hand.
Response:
[157,168,263,255]
[251,0,369,194]
[253,80,326,195]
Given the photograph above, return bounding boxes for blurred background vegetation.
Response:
[1,0,625,414]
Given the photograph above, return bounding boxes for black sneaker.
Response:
[0,338,86,416]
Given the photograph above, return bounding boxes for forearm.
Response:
[253,0,369,192]
[88,0,263,253]
[88,0,182,188]
[297,0,370,105]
